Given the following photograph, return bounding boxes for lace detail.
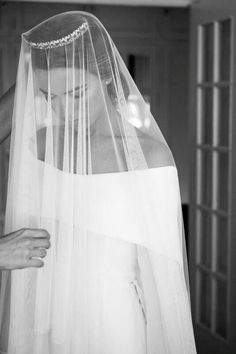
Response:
[25,22,88,49]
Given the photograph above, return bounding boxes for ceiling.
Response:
[8,0,194,7]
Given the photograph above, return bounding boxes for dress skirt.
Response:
[0,164,197,354]
[85,233,147,354]
[0,232,147,354]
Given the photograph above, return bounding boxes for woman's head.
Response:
[27,12,115,85]
[18,11,168,173]
[35,66,107,128]
[24,12,129,118]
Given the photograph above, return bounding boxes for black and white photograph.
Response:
[0,1,235,353]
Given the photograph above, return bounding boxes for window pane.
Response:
[202,23,214,82]
[128,54,151,108]
[216,216,228,274]
[198,271,211,328]
[128,54,150,89]
[218,87,230,146]
[201,88,213,145]
[199,210,212,268]
[217,152,229,211]
[219,19,231,82]
[215,280,227,338]
[200,150,212,207]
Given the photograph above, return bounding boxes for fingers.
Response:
[27,258,44,268]
[16,228,51,249]
[16,229,51,269]
[25,245,48,269]
[19,228,50,239]
[27,237,51,249]
[21,231,51,270]
[29,248,47,259]
[3,228,50,241]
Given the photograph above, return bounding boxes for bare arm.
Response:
[0,86,52,270]
[0,84,15,144]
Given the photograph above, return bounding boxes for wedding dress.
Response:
[0,11,197,354]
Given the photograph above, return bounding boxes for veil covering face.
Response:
[0,12,196,354]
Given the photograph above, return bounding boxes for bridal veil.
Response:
[0,11,196,354]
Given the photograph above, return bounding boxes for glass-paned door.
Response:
[196,18,232,339]
[189,1,236,353]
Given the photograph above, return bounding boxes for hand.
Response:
[0,228,50,270]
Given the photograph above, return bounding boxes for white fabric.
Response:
[0,11,197,354]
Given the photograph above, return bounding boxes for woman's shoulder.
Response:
[95,132,175,169]
[139,135,174,168]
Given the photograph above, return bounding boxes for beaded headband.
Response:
[24,22,88,50]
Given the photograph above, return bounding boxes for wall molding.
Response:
[6,0,193,7]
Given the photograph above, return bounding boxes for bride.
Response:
[0,11,197,354]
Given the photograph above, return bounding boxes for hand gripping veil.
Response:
[0,12,197,354]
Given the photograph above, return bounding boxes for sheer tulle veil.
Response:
[0,11,196,354]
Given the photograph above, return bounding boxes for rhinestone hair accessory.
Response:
[24,21,88,49]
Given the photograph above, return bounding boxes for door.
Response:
[118,45,155,115]
[189,1,236,353]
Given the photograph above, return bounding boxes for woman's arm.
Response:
[0,85,52,270]
[0,84,15,144]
